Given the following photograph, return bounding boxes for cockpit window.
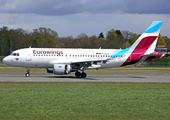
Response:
[10,53,19,56]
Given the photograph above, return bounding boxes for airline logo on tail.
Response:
[121,21,163,66]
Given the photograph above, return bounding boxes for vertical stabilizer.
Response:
[122,21,162,66]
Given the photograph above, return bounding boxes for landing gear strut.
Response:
[25,67,30,77]
[75,67,87,78]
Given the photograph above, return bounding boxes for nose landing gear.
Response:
[25,67,30,77]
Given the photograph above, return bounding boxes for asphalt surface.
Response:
[0,74,170,83]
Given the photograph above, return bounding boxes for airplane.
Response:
[3,21,164,78]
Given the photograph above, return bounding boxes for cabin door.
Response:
[25,49,31,61]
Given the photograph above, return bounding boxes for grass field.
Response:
[1,64,170,120]
[0,83,170,120]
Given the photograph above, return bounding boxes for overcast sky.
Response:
[0,0,170,37]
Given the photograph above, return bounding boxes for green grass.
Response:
[0,83,170,120]
[0,63,11,67]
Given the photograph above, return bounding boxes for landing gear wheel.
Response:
[81,72,87,78]
[25,73,30,77]
[75,71,81,78]
[25,67,30,77]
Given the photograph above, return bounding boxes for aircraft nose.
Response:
[3,57,9,65]
[3,57,7,64]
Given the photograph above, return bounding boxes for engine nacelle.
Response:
[46,68,53,73]
[53,64,71,75]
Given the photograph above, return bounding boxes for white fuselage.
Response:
[3,48,128,69]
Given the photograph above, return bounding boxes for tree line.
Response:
[0,26,170,56]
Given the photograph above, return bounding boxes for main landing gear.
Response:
[75,71,87,78]
[25,67,30,77]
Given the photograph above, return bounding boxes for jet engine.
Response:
[46,68,53,73]
[53,64,71,75]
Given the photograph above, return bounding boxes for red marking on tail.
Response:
[121,36,157,66]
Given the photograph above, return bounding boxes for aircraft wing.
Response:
[48,58,112,69]
[70,58,112,69]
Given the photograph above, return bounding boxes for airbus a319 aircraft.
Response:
[3,21,164,78]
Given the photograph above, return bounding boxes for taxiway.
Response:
[0,74,170,83]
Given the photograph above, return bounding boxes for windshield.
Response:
[10,53,19,56]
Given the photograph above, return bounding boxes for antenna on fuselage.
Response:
[99,47,101,49]
[29,46,31,48]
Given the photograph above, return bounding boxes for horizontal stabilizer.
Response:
[141,52,164,57]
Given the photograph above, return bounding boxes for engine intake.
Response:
[53,64,71,75]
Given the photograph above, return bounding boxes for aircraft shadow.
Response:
[44,75,97,80]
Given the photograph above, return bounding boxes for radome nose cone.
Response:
[2,57,9,65]
[2,57,7,64]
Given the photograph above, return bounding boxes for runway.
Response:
[0,74,170,83]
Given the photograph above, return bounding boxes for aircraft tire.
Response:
[25,73,30,77]
[75,71,81,78]
[81,72,87,78]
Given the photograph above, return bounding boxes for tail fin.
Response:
[129,21,162,55]
[122,21,163,66]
